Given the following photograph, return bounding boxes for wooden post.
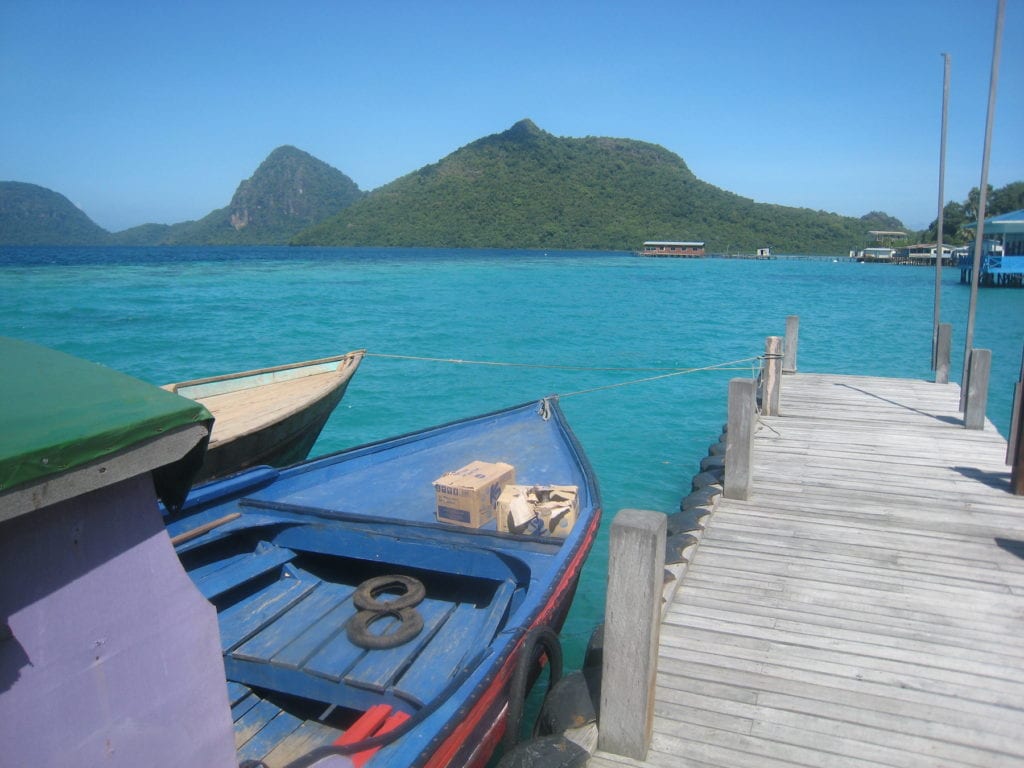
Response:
[763,336,783,416]
[935,323,952,384]
[964,348,992,430]
[599,509,666,761]
[783,315,799,374]
[725,378,756,500]
[1009,346,1023,494]
[1011,380,1023,495]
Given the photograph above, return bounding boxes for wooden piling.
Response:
[783,315,799,374]
[964,348,992,430]
[724,378,756,500]
[599,509,666,761]
[1010,347,1023,495]
[763,336,783,416]
[935,323,952,384]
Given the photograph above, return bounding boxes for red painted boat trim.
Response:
[419,503,602,768]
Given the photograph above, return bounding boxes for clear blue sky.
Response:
[1,0,1021,233]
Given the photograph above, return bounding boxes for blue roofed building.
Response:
[959,209,1024,287]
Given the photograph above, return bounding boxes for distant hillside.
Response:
[113,146,364,245]
[293,120,903,254]
[2,130,907,253]
[0,182,109,245]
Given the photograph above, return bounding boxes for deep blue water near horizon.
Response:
[3,245,1023,679]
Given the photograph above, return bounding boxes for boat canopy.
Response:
[0,337,213,512]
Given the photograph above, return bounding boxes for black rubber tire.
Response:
[353,575,426,612]
[346,607,424,649]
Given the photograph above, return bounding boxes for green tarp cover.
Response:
[0,337,212,504]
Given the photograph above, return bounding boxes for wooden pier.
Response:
[590,372,1024,768]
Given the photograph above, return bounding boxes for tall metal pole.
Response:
[932,53,950,370]
[960,0,1005,411]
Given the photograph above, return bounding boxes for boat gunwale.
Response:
[165,349,365,394]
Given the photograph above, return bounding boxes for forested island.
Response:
[2,119,1020,254]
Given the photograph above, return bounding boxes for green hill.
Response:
[114,145,364,245]
[0,181,110,245]
[293,120,900,254]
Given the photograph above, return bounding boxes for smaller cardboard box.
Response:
[434,460,515,528]
[497,484,579,538]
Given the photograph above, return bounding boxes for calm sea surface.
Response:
[3,246,1022,666]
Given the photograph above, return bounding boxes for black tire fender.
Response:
[346,607,424,649]
[353,575,426,612]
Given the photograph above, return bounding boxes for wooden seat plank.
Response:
[260,720,342,768]
[188,551,248,584]
[219,574,321,652]
[344,599,456,693]
[236,708,304,766]
[270,587,361,670]
[234,697,282,750]
[194,543,296,600]
[302,607,386,682]
[227,681,251,707]
[394,580,515,706]
[232,581,355,664]
[231,691,260,723]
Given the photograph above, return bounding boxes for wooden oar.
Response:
[170,512,241,546]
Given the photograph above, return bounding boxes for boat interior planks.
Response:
[199,373,346,447]
[178,519,523,718]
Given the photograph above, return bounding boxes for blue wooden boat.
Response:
[0,337,601,768]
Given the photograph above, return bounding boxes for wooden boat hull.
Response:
[165,351,364,483]
[167,396,601,768]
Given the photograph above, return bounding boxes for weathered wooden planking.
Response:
[193,543,296,600]
[199,372,345,446]
[232,580,354,663]
[236,708,303,765]
[393,579,517,707]
[219,574,321,652]
[345,599,456,692]
[259,719,341,768]
[589,372,1024,768]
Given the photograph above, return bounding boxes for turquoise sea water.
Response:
[3,246,1022,668]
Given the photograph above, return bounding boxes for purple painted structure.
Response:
[0,337,236,768]
[0,474,237,768]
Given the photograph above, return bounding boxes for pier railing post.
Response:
[964,348,992,430]
[783,315,799,374]
[935,323,952,385]
[725,378,756,500]
[763,336,783,416]
[1009,346,1023,495]
[599,509,666,761]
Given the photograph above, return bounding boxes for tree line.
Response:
[925,181,1024,243]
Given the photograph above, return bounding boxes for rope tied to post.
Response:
[362,351,762,399]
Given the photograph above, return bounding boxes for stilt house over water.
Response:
[959,208,1024,287]
[636,241,706,258]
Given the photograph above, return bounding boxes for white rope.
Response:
[363,350,763,399]
[365,351,761,374]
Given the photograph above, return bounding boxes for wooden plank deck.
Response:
[197,371,344,446]
[589,373,1024,768]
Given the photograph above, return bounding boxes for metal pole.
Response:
[960,0,1005,411]
[932,53,950,370]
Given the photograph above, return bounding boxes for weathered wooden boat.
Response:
[0,337,601,768]
[164,350,365,482]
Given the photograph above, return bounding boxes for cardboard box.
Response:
[496,484,579,538]
[433,460,515,528]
